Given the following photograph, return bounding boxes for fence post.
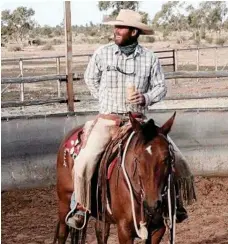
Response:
[196,48,199,82]
[174,49,178,84]
[64,1,74,112]
[56,57,61,97]
[215,47,218,80]
[19,59,24,102]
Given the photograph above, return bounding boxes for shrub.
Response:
[195,30,200,37]
[205,36,213,44]
[215,37,226,46]
[176,36,186,44]
[41,43,54,50]
[200,29,206,39]
[176,38,182,44]
[51,38,63,45]
[140,36,155,43]
[53,29,63,36]
[22,42,29,48]
[29,33,36,39]
[189,33,195,40]
[7,45,23,52]
[30,38,44,46]
[194,36,201,45]
[88,29,97,37]
[163,29,170,39]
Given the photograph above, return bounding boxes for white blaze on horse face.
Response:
[146,145,153,155]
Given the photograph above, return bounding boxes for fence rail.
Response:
[2,46,228,110]
[1,54,93,62]
[1,74,66,84]
[2,71,228,85]
[2,70,228,108]
[1,49,177,62]
[165,71,228,79]
[2,98,67,108]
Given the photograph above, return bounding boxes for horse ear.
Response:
[160,112,176,135]
[129,112,141,132]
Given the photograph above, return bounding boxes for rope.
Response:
[167,174,176,244]
[121,131,148,240]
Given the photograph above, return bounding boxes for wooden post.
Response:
[196,48,199,82]
[56,57,61,97]
[174,49,178,84]
[64,1,74,112]
[19,59,24,102]
[215,47,218,80]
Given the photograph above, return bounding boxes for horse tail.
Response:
[53,221,60,244]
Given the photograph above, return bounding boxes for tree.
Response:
[98,1,149,26]
[1,6,35,42]
[98,1,139,16]
[139,11,149,24]
[152,2,188,31]
[199,1,228,33]
[187,1,228,39]
[40,25,53,37]
[1,10,14,42]
[151,1,228,41]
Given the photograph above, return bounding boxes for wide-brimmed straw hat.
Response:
[103,9,154,35]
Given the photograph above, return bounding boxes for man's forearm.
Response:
[143,85,167,107]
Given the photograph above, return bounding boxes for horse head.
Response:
[128,112,176,216]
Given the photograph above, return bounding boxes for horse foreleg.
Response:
[56,200,70,244]
[95,220,110,244]
[117,222,134,244]
[146,224,166,244]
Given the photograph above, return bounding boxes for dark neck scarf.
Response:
[119,42,138,56]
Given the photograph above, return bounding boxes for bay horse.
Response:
[53,112,177,244]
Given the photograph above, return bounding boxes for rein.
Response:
[121,131,148,240]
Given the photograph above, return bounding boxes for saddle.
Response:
[63,119,134,179]
[64,113,144,178]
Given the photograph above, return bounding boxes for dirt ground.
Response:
[1,177,228,244]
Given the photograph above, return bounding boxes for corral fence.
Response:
[1,46,228,110]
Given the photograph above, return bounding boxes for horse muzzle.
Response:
[143,200,163,225]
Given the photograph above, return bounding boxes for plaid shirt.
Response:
[84,43,167,114]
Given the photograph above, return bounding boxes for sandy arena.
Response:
[2,177,228,244]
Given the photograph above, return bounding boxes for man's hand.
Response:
[127,91,145,106]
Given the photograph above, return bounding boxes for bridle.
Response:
[120,129,177,240]
[130,133,176,218]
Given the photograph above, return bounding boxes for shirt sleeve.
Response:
[143,55,167,107]
[84,50,102,99]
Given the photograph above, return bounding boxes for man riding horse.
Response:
[67,9,193,229]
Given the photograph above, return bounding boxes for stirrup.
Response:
[66,209,88,230]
